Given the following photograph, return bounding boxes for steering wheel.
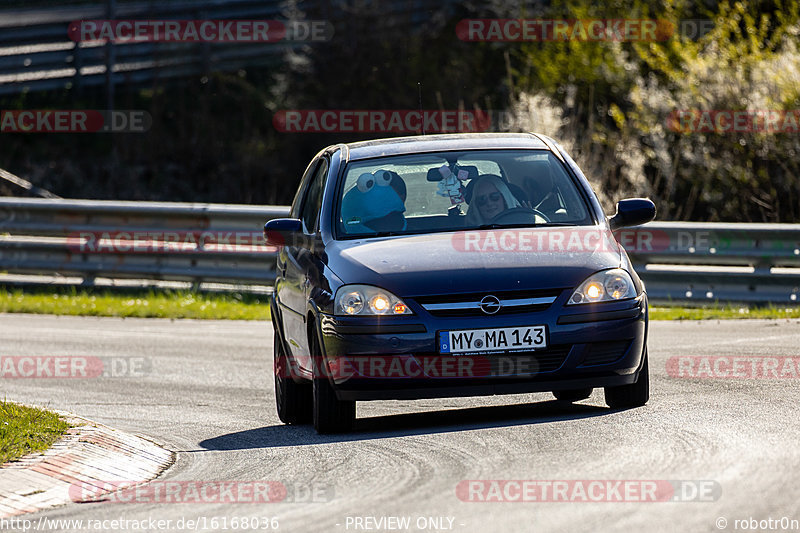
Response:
[488,207,550,225]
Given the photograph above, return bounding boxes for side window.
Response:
[290,160,318,219]
[300,158,329,233]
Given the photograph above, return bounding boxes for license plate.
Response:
[439,325,547,354]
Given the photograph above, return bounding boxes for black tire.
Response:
[274,334,312,424]
[310,333,355,434]
[604,349,650,409]
[553,388,593,402]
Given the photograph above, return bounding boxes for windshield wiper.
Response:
[477,222,541,230]
[476,222,576,230]
[535,222,577,227]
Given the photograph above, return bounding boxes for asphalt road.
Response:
[2,314,800,533]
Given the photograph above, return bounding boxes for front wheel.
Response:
[604,349,649,409]
[274,334,312,424]
[310,333,355,434]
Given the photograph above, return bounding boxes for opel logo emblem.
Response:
[479,295,501,315]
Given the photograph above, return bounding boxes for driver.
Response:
[523,170,563,217]
[464,174,521,226]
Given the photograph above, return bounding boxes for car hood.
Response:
[324,227,622,296]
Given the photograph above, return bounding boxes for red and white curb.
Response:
[0,412,174,518]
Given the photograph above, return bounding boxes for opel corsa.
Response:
[265,133,656,433]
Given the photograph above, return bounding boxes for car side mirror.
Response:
[608,198,656,230]
[264,218,312,248]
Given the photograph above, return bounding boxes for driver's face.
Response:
[475,181,506,220]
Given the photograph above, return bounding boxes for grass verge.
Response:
[0,401,70,465]
[0,286,798,321]
[0,287,271,320]
[650,304,800,320]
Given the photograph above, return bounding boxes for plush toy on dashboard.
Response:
[341,170,407,233]
[435,164,467,205]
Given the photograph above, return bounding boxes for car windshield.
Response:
[336,149,594,238]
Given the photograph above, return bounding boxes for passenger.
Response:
[464,174,521,226]
[341,170,407,233]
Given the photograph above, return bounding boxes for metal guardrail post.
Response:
[72,42,83,95]
[105,0,116,112]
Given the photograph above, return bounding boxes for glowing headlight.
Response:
[568,269,637,305]
[369,295,390,313]
[335,285,412,316]
[585,282,604,301]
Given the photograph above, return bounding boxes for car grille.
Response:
[490,345,571,374]
[412,289,562,317]
[580,340,631,367]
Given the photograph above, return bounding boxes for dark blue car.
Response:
[265,133,655,433]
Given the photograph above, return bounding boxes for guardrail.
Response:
[621,222,800,304]
[0,0,300,96]
[0,197,798,302]
[0,0,457,97]
[0,197,288,286]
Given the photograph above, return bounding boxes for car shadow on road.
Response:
[198,400,617,450]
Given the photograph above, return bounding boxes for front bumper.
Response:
[315,294,648,401]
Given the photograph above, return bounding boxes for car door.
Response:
[275,158,317,364]
[279,156,329,372]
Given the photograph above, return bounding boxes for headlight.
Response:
[568,269,637,305]
[334,285,412,316]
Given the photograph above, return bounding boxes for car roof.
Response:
[341,132,551,161]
